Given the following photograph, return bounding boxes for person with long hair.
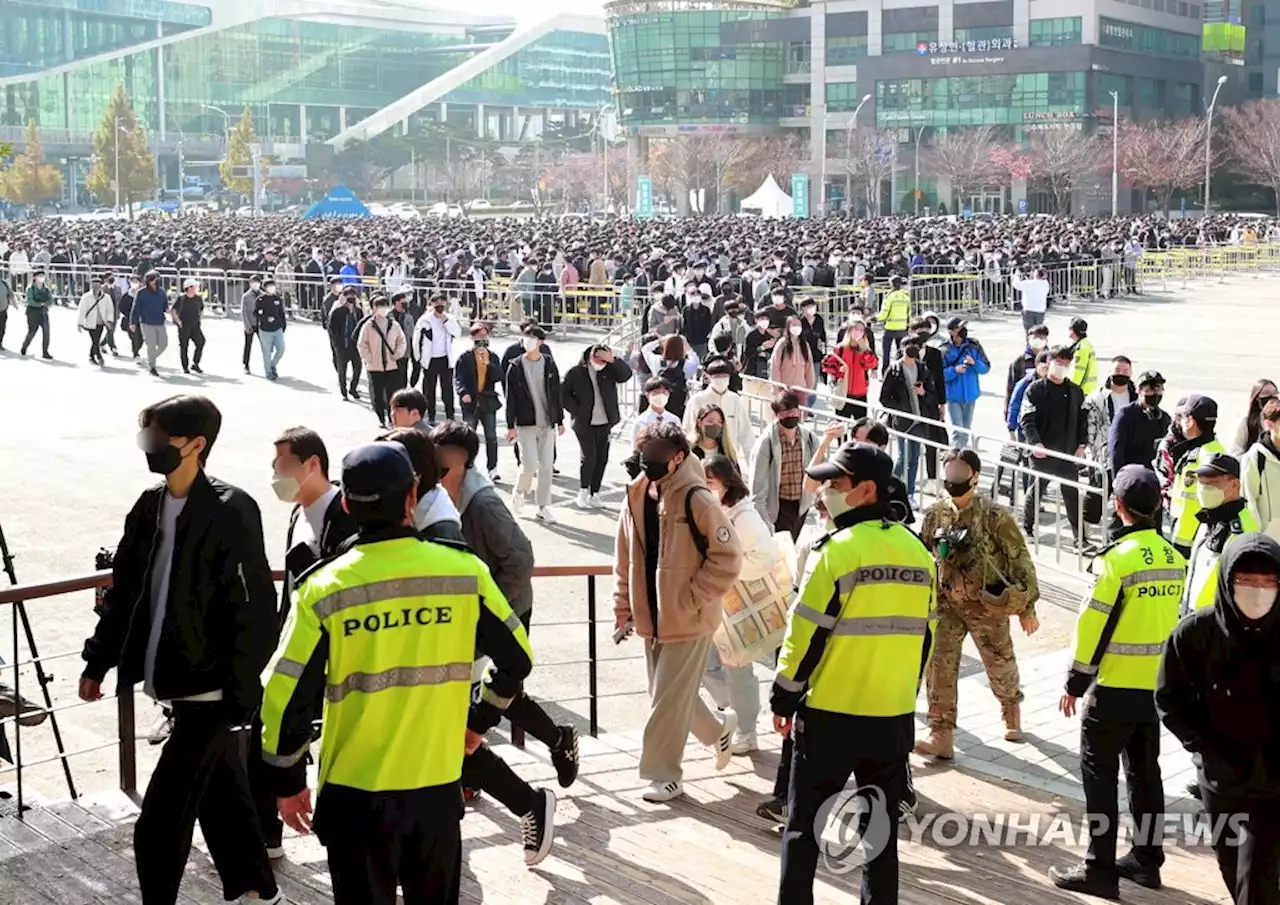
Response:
[642,333,699,419]
[1231,377,1278,456]
[688,404,742,467]
[823,314,879,418]
[700,455,779,755]
[769,315,816,406]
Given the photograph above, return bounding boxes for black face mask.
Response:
[639,457,672,481]
[474,339,489,349]
[944,479,972,498]
[1111,374,1131,387]
[146,445,184,475]
[778,416,801,430]
[434,305,446,313]
[1142,393,1163,409]
[904,347,920,360]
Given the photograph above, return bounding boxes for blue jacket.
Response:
[129,286,169,326]
[941,339,990,406]
[1007,373,1035,436]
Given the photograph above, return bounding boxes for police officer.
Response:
[1050,465,1186,899]
[1183,453,1260,615]
[916,448,1039,759]
[259,442,534,905]
[1170,394,1225,558]
[873,275,911,376]
[772,441,937,905]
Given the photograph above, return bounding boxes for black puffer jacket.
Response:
[1157,532,1280,797]
[82,471,278,720]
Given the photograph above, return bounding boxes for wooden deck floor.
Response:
[0,731,1233,905]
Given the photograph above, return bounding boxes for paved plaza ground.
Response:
[0,271,1275,804]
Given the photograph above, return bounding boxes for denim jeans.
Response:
[947,401,976,448]
[702,648,760,737]
[895,437,921,497]
[257,328,285,379]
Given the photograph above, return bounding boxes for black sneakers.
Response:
[1116,853,1162,889]
[520,788,556,867]
[551,726,579,788]
[755,796,786,824]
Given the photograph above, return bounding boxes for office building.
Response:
[607,0,1245,213]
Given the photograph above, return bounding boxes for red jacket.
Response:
[826,344,879,399]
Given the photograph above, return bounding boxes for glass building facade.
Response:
[876,72,1086,127]
[0,5,613,140]
[608,2,788,125]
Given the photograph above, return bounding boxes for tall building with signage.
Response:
[607,0,1236,213]
[1,0,612,198]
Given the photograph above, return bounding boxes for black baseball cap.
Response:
[1183,394,1218,425]
[1070,317,1088,334]
[341,443,416,505]
[1196,452,1240,480]
[1136,370,1165,389]
[1113,465,1161,518]
[807,441,893,487]
[946,316,968,331]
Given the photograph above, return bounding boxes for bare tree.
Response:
[1023,130,1107,213]
[1222,99,1280,216]
[744,134,809,188]
[647,135,754,213]
[843,127,896,216]
[926,124,1002,209]
[1118,118,1206,215]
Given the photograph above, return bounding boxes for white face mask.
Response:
[1196,484,1227,510]
[374,306,390,317]
[590,361,607,372]
[789,325,803,337]
[709,377,730,393]
[1029,338,1047,351]
[757,320,770,331]
[271,474,300,503]
[822,486,854,520]
[1234,585,1278,620]
[523,338,540,352]
[649,393,669,409]
[1049,363,1070,381]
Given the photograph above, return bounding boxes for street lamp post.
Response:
[1204,74,1228,216]
[1109,90,1119,217]
[113,117,120,212]
[201,104,231,158]
[840,94,873,217]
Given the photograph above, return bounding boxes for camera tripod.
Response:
[0,519,78,811]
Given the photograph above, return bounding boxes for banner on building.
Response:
[636,175,654,218]
[791,173,809,217]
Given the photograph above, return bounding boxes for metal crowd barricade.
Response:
[737,376,1108,573]
[0,564,616,814]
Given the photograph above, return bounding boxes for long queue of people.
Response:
[73,385,1280,905]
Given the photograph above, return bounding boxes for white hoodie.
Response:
[1243,440,1280,541]
[77,289,114,330]
[414,486,462,533]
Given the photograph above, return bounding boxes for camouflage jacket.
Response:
[921,495,1039,619]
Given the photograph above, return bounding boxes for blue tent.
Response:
[304,184,372,219]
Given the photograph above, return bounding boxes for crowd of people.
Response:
[5,209,1280,905]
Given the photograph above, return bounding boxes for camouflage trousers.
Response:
[925,607,1023,732]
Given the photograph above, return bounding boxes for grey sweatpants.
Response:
[639,635,725,784]
[515,425,555,507]
[140,323,168,369]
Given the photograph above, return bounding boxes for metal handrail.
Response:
[0,563,614,814]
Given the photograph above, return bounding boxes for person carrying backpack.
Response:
[355,294,407,428]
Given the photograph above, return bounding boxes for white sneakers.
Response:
[713,710,738,771]
[512,493,525,517]
[642,780,684,802]
[730,731,758,756]
[536,507,557,523]
[590,493,603,507]
[237,893,284,904]
[576,489,591,508]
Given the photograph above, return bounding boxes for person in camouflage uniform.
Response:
[915,448,1040,760]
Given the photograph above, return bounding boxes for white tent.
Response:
[739,175,794,219]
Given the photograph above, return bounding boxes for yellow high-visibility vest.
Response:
[1069,528,1184,692]
[261,536,531,793]
[776,519,937,717]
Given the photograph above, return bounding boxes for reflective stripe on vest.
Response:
[325,661,473,703]
[311,575,480,620]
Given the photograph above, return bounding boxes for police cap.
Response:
[1183,394,1218,426]
[341,442,416,505]
[1113,465,1161,519]
[1196,452,1240,480]
[807,441,893,487]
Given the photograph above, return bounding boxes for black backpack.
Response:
[684,486,713,561]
